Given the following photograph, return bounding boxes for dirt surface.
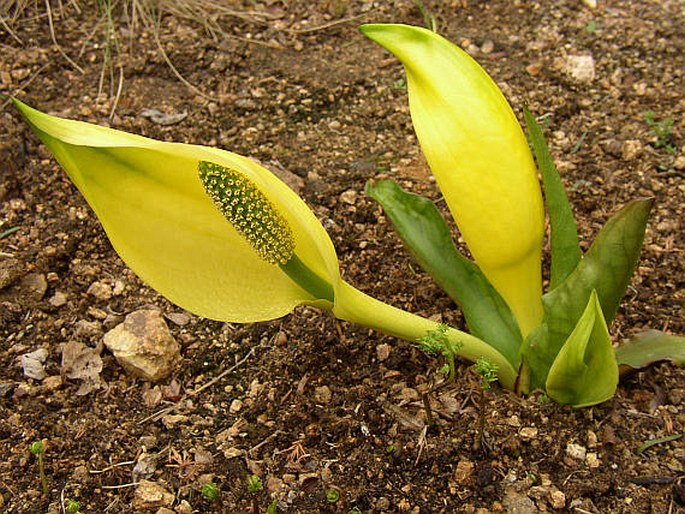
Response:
[1,1,684,512]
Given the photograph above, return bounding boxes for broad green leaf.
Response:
[523,198,653,388]
[523,107,581,288]
[366,179,522,367]
[615,330,685,371]
[546,290,618,407]
[361,23,544,336]
[15,99,339,321]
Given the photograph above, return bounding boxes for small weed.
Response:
[201,482,219,501]
[474,359,498,452]
[417,324,460,382]
[414,0,437,32]
[586,20,597,33]
[29,440,48,497]
[393,77,407,91]
[644,111,676,154]
[0,226,19,240]
[66,499,81,514]
[326,488,341,503]
[348,508,363,514]
[266,499,279,514]
[247,474,263,513]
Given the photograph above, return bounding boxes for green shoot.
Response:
[644,111,676,154]
[417,324,462,382]
[0,226,19,240]
[247,474,263,513]
[475,358,498,391]
[348,508,363,514]
[266,499,279,514]
[201,482,219,501]
[586,20,597,33]
[474,359,498,453]
[637,433,682,455]
[30,440,48,497]
[414,0,437,32]
[66,499,81,514]
[326,488,341,503]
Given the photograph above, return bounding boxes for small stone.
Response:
[229,399,243,413]
[526,62,543,76]
[549,489,566,509]
[454,459,474,485]
[165,312,191,326]
[313,385,332,404]
[565,54,595,83]
[49,291,68,307]
[328,120,341,130]
[621,140,642,161]
[0,258,22,289]
[21,273,48,302]
[481,39,495,54]
[21,348,49,380]
[503,487,537,514]
[582,0,597,8]
[174,500,193,514]
[87,280,113,301]
[104,310,181,382]
[519,427,538,440]
[566,442,587,460]
[156,508,175,514]
[673,155,685,170]
[132,480,174,511]
[586,452,600,468]
[507,415,521,427]
[376,343,391,362]
[161,414,189,429]
[41,375,63,392]
[340,189,358,205]
[73,319,103,341]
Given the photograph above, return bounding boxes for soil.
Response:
[0,1,684,513]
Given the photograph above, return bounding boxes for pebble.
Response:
[103,309,181,382]
[621,140,642,161]
[519,427,538,440]
[21,348,49,380]
[21,273,48,301]
[586,452,600,468]
[328,120,341,130]
[314,385,332,404]
[673,155,685,170]
[48,291,67,307]
[87,280,113,301]
[340,189,358,205]
[564,54,596,83]
[376,343,391,362]
[229,399,243,413]
[566,442,587,460]
[454,459,474,485]
[550,489,566,509]
[132,480,174,511]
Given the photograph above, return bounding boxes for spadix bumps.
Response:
[199,161,295,266]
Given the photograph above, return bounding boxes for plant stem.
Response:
[331,280,517,389]
[38,453,47,497]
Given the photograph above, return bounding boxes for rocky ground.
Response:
[0,0,683,512]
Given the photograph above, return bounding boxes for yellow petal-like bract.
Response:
[14,100,339,321]
[361,24,545,335]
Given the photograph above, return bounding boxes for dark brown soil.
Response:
[1,1,684,513]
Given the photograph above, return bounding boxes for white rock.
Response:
[104,310,180,382]
[87,280,113,301]
[132,480,174,511]
[60,341,103,395]
[565,55,596,83]
[21,348,49,380]
[566,442,587,460]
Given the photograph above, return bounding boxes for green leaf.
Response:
[615,330,685,371]
[523,107,581,289]
[546,290,618,407]
[523,198,653,388]
[365,179,522,367]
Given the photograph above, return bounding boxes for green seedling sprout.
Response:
[474,358,498,452]
[266,499,279,514]
[201,481,219,501]
[644,111,676,154]
[66,499,81,514]
[29,440,48,497]
[247,474,263,513]
[417,324,460,383]
[326,488,341,503]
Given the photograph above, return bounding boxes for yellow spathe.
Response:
[361,24,545,335]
